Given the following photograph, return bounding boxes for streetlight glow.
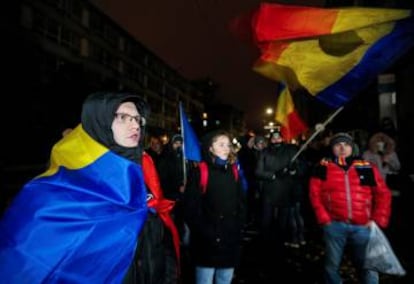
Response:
[265,107,273,115]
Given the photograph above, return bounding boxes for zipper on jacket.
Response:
[345,171,352,221]
[366,200,371,220]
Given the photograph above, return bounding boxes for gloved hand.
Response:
[274,163,297,178]
[287,164,297,176]
[274,167,289,178]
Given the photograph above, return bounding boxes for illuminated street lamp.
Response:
[263,107,275,131]
[264,121,279,133]
[265,107,273,115]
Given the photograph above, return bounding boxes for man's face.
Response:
[270,135,282,144]
[150,138,162,153]
[111,102,141,148]
[332,142,353,158]
[255,141,266,150]
[172,141,182,150]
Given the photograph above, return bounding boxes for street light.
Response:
[264,121,279,132]
[265,107,273,115]
[263,107,275,132]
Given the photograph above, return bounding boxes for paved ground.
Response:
[230,177,414,284]
[233,225,412,283]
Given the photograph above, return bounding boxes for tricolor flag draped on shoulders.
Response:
[179,102,201,162]
[0,125,148,283]
[249,3,414,108]
[275,84,308,141]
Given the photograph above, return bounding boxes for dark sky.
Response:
[90,0,322,130]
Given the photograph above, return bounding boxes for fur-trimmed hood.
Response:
[367,132,395,155]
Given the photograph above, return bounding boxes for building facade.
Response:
[15,0,205,134]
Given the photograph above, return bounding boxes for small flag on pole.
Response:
[179,102,201,162]
[275,84,308,141]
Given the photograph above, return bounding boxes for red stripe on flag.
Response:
[276,86,307,141]
[280,110,307,141]
[253,3,338,42]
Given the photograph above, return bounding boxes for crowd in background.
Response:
[0,90,409,284]
[141,115,403,284]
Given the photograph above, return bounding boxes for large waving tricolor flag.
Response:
[0,125,148,283]
[250,3,414,108]
[275,84,308,141]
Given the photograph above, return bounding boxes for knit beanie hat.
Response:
[330,132,353,147]
[254,136,266,145]
[270,130,282,140]
[171,134,183,143]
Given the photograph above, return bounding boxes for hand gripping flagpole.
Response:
[290,106,344,163]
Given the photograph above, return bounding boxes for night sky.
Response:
[90,0,323,131]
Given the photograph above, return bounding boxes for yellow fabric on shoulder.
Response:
[40,125,108,177]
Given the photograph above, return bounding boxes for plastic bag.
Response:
[363,222,406,276]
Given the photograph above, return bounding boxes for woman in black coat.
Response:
[183,130,246,284]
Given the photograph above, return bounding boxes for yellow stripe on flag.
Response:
[256,21,396,95]
[275,87,307,141]
[275,87,293,126]
[40,125,108,177]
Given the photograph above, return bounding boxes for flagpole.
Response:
[179,102,188,184]
[290,106,344,163]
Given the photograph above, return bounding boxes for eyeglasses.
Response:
[114,113,146,126]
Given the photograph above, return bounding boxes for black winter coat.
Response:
[158,148,185,201]
[183,161,246,267]
[255,143,303,207]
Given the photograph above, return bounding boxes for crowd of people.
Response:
[0,91,407,284]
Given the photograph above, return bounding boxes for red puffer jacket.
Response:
[309,159,391,228]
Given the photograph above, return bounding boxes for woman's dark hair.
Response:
[202,129,237,164]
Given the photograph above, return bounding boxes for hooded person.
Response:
[0,92,149,283]
[81,91,149,162]
[362,132,401,181]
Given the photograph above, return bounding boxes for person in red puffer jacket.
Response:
[309,132,391,284]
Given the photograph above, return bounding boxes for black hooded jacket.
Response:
[81,92,149,163]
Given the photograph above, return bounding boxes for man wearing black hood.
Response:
[0,92,179,284]
[0,92,149,282]
[84,92,180,284]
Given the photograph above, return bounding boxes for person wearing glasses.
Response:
[0,92,179,284]
[108,95,181,284]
